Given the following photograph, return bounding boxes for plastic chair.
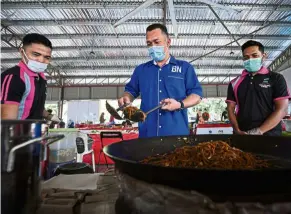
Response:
[76,134,95,172]
[97,131,123,172]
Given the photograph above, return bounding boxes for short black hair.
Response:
[146,23,169,36]
[241,40,264,54]
[47,109,52,114]
[22,33,52,50]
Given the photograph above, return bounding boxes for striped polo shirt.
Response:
[1,61,47,119]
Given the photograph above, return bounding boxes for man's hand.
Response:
[118,96,131,107]
[234,129,247,135]
[247,127,263,135]
[161,98,181,111]
[118,93,133,107]
[50,115,61,123]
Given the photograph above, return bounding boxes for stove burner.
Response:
[115,171,291,214]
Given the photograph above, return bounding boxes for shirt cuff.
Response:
[1,101,20,105]
[124,90,137,99]
[273,96,291,101]
[187,90,203,98]
[225,100,236,104]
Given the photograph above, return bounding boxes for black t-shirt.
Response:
[1,64,47,119]
[226,69,290,136]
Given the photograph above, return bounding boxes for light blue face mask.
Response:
[148,46,166,62]
[22,50,48,73]
[243,58,263,73]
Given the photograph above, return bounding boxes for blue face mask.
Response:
[243,58,263,73]
[148,46,166,62]
[22,49,48,73]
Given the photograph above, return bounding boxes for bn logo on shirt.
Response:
[171,66,182,73]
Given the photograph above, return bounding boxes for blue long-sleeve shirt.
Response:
[125,56,203,138]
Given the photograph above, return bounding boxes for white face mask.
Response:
[22,50,48,73]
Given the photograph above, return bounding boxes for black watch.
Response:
[179,100,184,110]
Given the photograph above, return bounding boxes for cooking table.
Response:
[80,128,138,165]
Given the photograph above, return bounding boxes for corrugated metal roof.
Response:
[1,0,291,85]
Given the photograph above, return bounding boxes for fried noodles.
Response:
[141,141,269,169]
[123,106,146,122]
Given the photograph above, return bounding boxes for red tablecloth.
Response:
[196,123,232,128]
[76,124,138,131]
[83,132,139,165]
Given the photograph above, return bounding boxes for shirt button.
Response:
[159,69,161,71]
[250,82,253,84]
[159,79,162,82]
[159,126,162,128]
[251,77,253,79]
[159,113,162,116]
[160,90,162,93]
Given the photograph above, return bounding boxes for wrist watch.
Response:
[179,100,184,110]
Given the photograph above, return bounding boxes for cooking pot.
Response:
[1,120,64,214]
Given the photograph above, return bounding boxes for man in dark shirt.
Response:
[1,33,53,120]
[226,40,290,136]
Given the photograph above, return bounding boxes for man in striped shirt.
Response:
[1,33,53,120]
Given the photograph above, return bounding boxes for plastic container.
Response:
[46,160,76,180]
[54,162,94,176]
[48,129,92,163]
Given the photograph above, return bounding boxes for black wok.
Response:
[104,134,291,201]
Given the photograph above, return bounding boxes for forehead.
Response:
[243,46,261,55]
[146,29,166,40]
[25,43,52,55]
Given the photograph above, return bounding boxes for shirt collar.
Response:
[151,55,177,66]
[241,66,269,77]
[18,61,47,80]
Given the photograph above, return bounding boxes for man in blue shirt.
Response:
[118,24,203,138]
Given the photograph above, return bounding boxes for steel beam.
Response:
[1,56,275,64]
[1,25,22,49]
[46,74,237,87]
[167,0,178,38]
[113,0,158,27]
[44,64,244,71]
[1,45,285,54]
[2,33,289,40]
[2,19,291,27]
[208,5,240,46]
[163,0,167,26]
[2,1,291,11]
[46,74,239,79]
[189,13,291,63]
[268,44,291,72]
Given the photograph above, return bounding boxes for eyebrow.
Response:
[243,52,259,56]
[32,51,51,58]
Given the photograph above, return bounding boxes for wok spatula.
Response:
[105,100,128,120]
